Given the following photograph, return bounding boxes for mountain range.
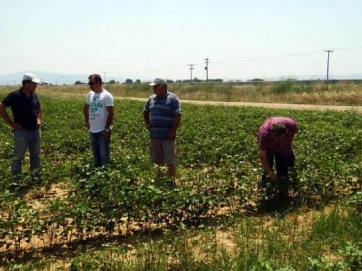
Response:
[0,71,128,86]
[1,71,362,86]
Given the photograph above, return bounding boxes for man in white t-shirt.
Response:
[83,74,114,167]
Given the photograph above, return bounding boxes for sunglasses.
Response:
[88,82,96,86]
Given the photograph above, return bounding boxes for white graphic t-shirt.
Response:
[86,89,114,133]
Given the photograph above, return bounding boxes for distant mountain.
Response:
[261,74,362,81]
[1,71,362,86]
[0,71,128,86]
[291,74,362,80]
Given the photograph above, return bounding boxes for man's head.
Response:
[88,74,103,92]
[149,78,167,98]
[22,73,40,92]
[149,78,167,87]
[271,122,288,142]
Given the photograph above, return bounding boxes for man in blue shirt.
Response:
[143,78,181,183]
[0,73,42,185]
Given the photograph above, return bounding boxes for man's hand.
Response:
[169,130,176,141]
[102,129,110,138]
[268,172,277,182]
[11,122,22,130]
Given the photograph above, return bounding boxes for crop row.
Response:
[0,97,362,257]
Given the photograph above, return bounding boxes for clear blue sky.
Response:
[1,0,362,81]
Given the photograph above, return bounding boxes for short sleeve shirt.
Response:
[1,88,40,130]
[143,91,181,139]
[257,117,298,155]
[85,89,114,133]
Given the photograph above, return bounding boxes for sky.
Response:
[1,0,362,82]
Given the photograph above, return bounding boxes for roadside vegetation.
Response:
[2,79,362,105]
[0,84,361,270]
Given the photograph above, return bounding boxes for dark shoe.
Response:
[10,181,20,190]
[32,177,42,185]
[167,180,176,188]
[278,194,291,206]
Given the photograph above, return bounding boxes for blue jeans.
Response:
[90,131,111,167]
[12,128,41,181]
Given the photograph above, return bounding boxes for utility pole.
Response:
[324,49,334,80]
[204,58,209,82]
[188,64,194,81]
[103,72,106,83]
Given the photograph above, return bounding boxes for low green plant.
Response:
[1,95,362,269]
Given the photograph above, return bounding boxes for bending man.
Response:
[257,116,298,198]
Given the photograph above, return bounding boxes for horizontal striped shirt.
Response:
[144,91,181,139]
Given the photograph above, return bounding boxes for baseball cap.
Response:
[22,73,41,83]
[149,78,167,86]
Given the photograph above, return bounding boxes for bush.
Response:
[271,80,294,94]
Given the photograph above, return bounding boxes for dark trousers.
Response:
[261,152,295,197]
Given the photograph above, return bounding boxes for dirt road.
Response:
[119,97,362,113]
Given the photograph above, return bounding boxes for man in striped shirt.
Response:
[143,78,182,184]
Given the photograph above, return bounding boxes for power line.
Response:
[102,47,361,76]
[105,49,331,75]
[333,46,362,51]
[211,50,323,65]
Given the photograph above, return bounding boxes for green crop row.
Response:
[0,97,362,261]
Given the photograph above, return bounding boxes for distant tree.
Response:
[74,80,83,85]
[109,79,116,84]
[249,78,264,82]
[135,79,141,84]
[125,79,133,84]
[166,79,174,84]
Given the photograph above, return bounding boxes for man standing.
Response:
[0,73,42,184]
[257,116,298,199]
[84,74,114,167]
[143,78,182,183]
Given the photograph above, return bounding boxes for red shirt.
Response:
[257,117,298,155]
